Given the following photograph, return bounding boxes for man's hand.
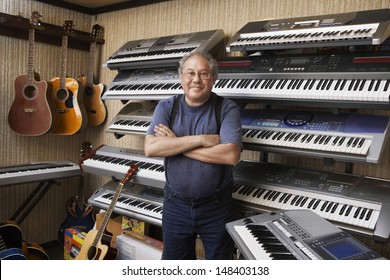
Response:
[154,124,176,137]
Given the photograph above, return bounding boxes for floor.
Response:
[42,241,64,260]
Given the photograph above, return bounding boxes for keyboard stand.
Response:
[9,180,61,224]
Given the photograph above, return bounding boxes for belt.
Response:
[166,185,220,206]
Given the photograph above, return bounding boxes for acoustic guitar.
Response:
[57,141,95,246]
[50,20,87,135]
[8,11,59,136]
[76,164,138,260]
[78,24,107,127]
[23,242,50,260]
[0,221,26,260]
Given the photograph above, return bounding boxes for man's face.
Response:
[180,54,216,106]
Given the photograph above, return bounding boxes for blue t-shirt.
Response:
[146,93,242,199]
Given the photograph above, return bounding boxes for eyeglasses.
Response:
[182,71,212,80]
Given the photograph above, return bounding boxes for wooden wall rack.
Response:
[0,12,104,51]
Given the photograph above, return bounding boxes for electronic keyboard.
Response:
[102,67,181,100]
[226,9,390,52]
[240,109,390,163]
[88,181,163,226]
[0,161,81,186]
[232,160,390,241]
[105,102,154,138]
[79,145,165,189]
[105,29,225,70]
[226,209,385,260]
[214,52,390,109]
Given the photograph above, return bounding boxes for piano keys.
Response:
[88,181,163,226]
[79,145,165,189]
[105,29,225,70]
[214,53,390,108]
[102,67,181,100]
[240,108,389,163]
[226,210,385,260]
[0,161,82,186]
[226,9,390,52]
[105,102,154,138]
[233,160,390,241]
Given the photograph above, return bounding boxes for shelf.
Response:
[0,12,104,51]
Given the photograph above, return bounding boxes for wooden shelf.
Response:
[0,12,104,51]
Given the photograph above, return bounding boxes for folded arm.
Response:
[144,123,240,166]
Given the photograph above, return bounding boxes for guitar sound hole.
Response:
[85,86,94,97]
[65,89,74,108]
[87,246,97,260]
[24,85,37,99]
[56,88,69,102]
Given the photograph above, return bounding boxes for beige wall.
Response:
[1,0,390,257]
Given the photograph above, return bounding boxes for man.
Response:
[144,51,242,259]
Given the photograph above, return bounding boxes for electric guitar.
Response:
[57,141,95,246]
[8,11,59,136]
[50,20,87,135]
[78,24,107,127]
[76,164,138,260]
[0,221,26,260]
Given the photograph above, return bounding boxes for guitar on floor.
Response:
[50,20,87,135]
[8,11,59,136]
[57,141,95,246]
[78,24,107,127]
[76,164,138,260]
[0,221,26,260]
[23,242,50,260]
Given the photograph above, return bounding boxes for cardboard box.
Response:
[64,227,86,260]
[116,233,163,260]
[122,216,149,236]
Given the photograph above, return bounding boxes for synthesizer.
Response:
[226,209,385,260]
[105,102,154,138]
[88,181,163,226]
[0,161,82,186]
[226,9,390,52]
[105,29,225,70]
[102,67,181,100]
[79,145,165,189]
[240,108,390,163]
[232,160,390,241]
[213,52,390,108]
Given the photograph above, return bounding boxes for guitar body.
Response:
[50,77,86,135]
[0,221,27,260]
[24,242,50,260]
[0,221,24,250]
[57,196,95,246]
[78,75,107,127]
[75,229,110,260]
[8,75,58,136]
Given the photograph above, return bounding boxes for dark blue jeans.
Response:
[162,184,235,260]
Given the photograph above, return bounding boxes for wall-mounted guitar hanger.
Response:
[0,12,104,51]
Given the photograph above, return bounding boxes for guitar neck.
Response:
[86,42,97,85]
[27,28,35,85]
[60,35,68,89]
[92,181,125,247]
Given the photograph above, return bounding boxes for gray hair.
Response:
[178,51,219,78]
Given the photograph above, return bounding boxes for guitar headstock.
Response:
[80,141,92,159]
[63,20,75,36]
[121,164,138,185]
[30,11,43,29]
[91,24,104,41]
